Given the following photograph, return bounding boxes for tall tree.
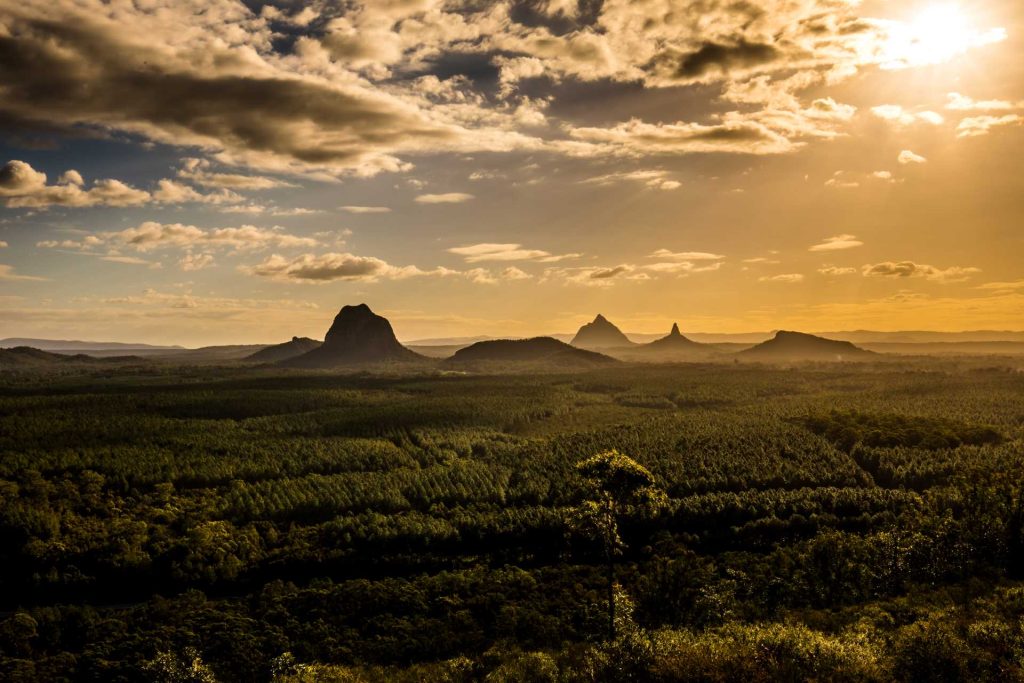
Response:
[572,450,665,641]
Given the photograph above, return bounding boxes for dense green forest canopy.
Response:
[1,360,1023,681]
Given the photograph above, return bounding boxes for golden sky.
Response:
[0,0,1022,345]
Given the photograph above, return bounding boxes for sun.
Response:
[880,4,1006,69]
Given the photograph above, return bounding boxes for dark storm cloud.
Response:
[647,40,781,82]
[0,10,455,175]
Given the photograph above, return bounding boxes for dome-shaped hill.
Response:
[446,337,617,368]
[738,330,875,362]
[247,337,322,363]
[285,304,423,367]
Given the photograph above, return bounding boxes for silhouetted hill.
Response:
[622,323,720,361]
[738,330,875,362]
[0,338,182,351]
[571,314,634,349]
[446,337,617,368]
[0,346,70,366]
[247,337,322,363]
[286,304,422,367]
[0,346,144,368]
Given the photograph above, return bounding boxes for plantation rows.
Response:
[0,362,1022,680]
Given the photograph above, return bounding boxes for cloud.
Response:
[644,261,723,274]
[649,249,725,261]
[0,0,1008,181]
[0,3,543,178]
[945,93,1023,111]
[759,273,804,283]
[152,179,242,205]
[568,117,796,155]
[646,40,780,84]
[500,266,532,281]
[870,105,943,126]
[956,115,1022,138]
[809,234,863,252]
[341,205,392,214]
[415,192,475,204]
[179,253,215,272]
[541,263,649,287]
[37,222,317,253]
[580,170,681,190]
[0,264,48,281]
[99,255,163,269]
[862,261,981,282]
[1,159,247,209]
[243,252,423,283]
[818,265,858,276]
[898,150,927,165]
[176,158,296,189]
[975,280,1024,292]
[448,243,576,263]
[0,160,151,208]
[823,171,859,189]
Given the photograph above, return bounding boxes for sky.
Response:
[0,0,1022,346]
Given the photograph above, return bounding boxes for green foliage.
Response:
[0,362,1021,679]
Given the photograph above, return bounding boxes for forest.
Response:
[1,360,1023,681]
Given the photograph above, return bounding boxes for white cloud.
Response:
[179,253,215,271]
[176,158,297,189]
[415,193,475,204]
[759,273,804,283]
[37,222,317,254]
[500,266,532,280]
[870,105,943,126]
[153,179,242,205]
[818,265,857,276]
[898,150,927,165]
[945,92,1023,111]
[0,160,151,209]
[956,115,1022,138]
[341,205,392,214]
[581,170,681,191]
[448,243,577,263]
[809,234,863,252]
[649,249,725,261]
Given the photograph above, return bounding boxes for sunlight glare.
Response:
[880,4,1006,69]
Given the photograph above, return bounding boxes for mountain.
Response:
[570,314,634,349]
[446,337,617,368]
[0,338,182,351]
[738,330,875,362]
[645,323,702,350]
[286,304,423,367]
[624,323,720,361]
[246,337,321,363]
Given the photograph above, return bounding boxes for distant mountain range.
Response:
[5,311,1024,370]
[0,338,184,351]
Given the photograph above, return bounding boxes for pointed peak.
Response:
[670,323,681,336]
[594,313,608,323]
